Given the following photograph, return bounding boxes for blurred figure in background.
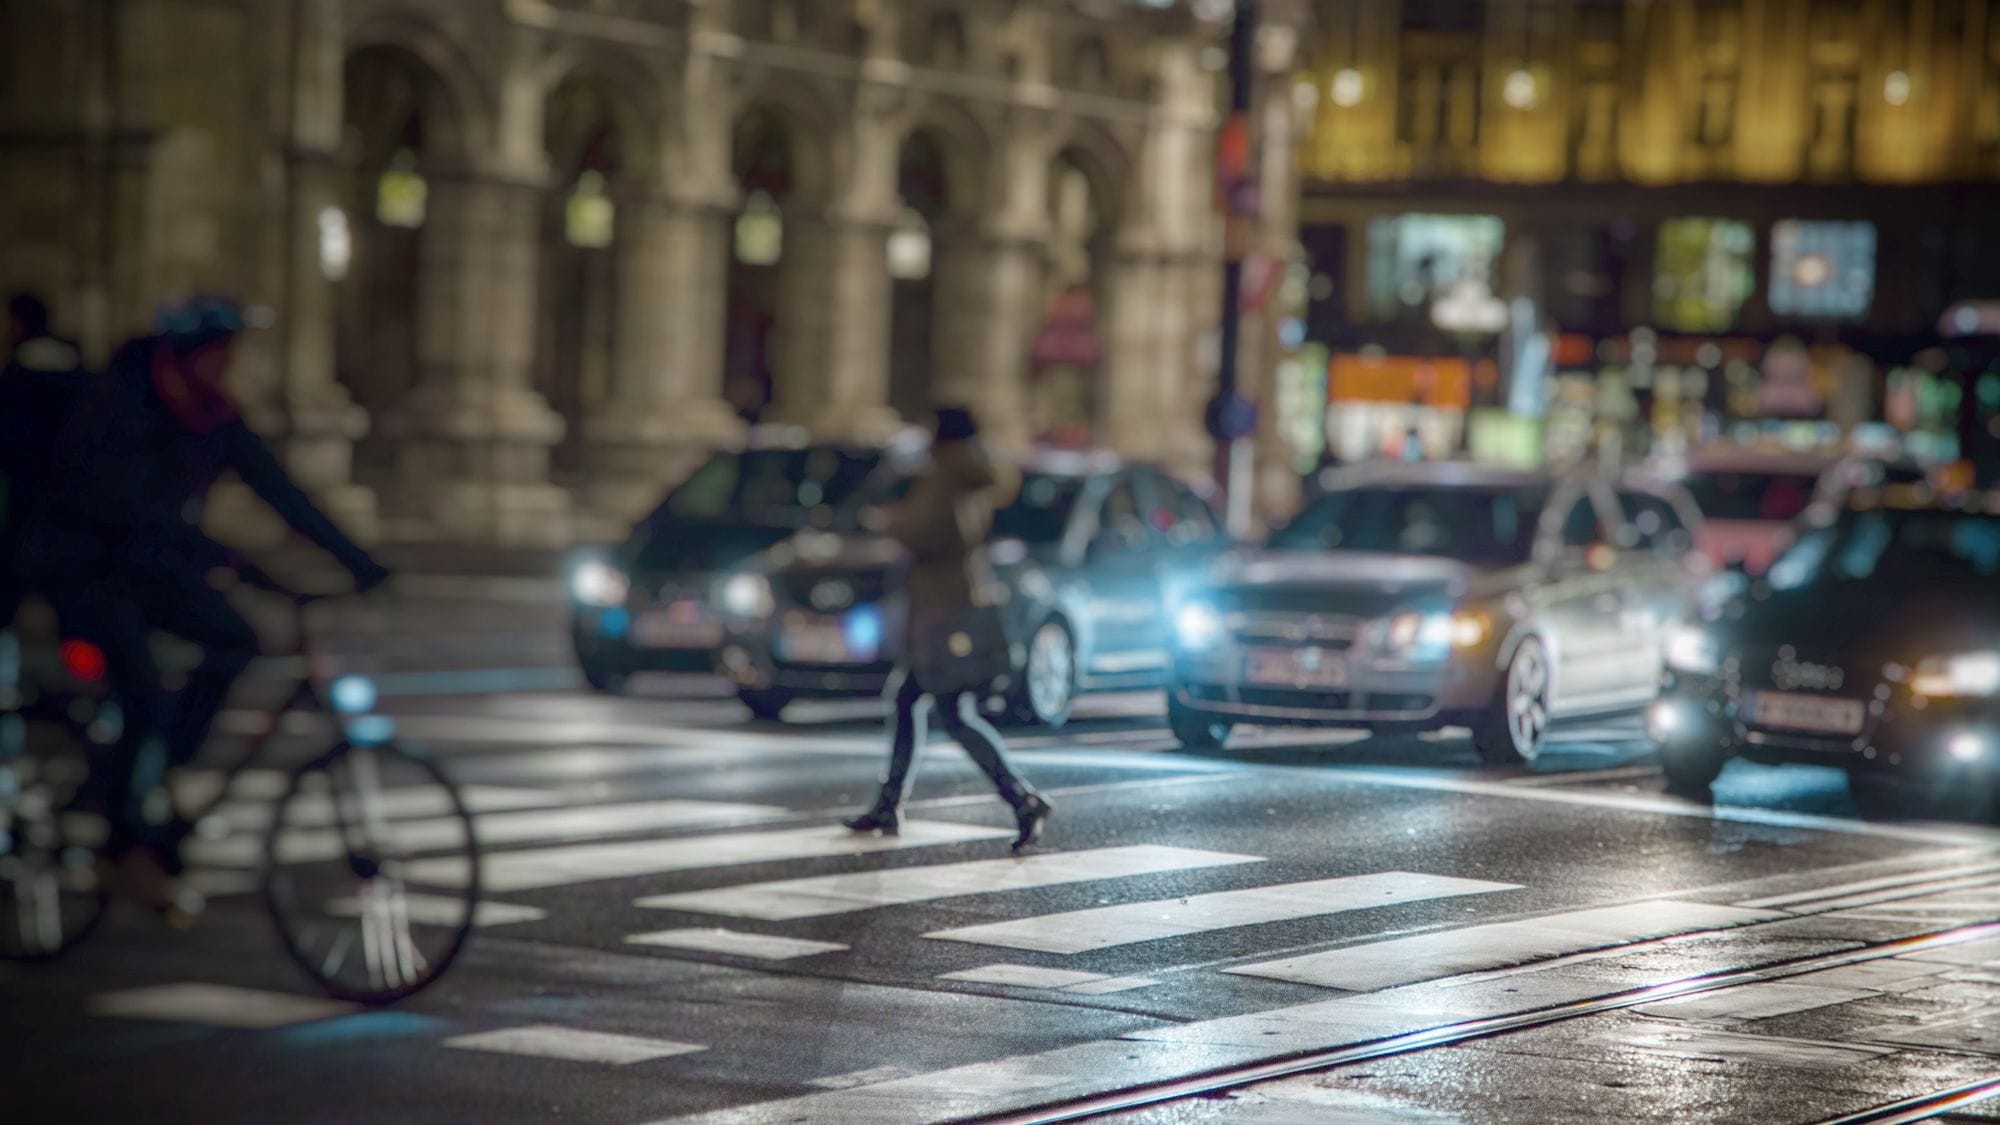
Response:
[843,406,1053,851]
[19,294,388,888]
[1,292,88,630]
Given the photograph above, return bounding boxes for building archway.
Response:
[336,43,465,487]
[1031,147,1117,444]
[887,129,951,421]
[721,104,806,423]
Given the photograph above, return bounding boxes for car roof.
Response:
[1842,485,2000,515]
[1674,447,1837,474]
[1323,460,1554,491]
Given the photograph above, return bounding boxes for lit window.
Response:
[376,150,427,229]
[1502,70,1537,111]
[735,190,783,266]
[565,170,616,249]
[1653,218,1755,332]
[1330,68,1365,108]
[1365,213,1505,320]
[886,207,931,281]
[317,207,351,281]
[1769,219,1875,320]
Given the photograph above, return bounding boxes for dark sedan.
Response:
[715,453,1227,725]
[566,436,909,692]
[1652,492,2000,812]
[1168,464,1698,762]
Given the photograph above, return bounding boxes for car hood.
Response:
[621,520,799,577]
[1725,582,2000,662]
[1203,550,1490,616]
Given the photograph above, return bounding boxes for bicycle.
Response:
[0,579,481,1004]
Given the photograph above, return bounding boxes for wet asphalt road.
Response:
[5,583,2000,1124]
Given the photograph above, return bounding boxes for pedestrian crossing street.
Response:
[90,763,2000,1122]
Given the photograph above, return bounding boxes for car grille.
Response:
[776,568,896,610]
[632,573,710,609]
[1227,611,1358,648]
[1185,684,1434,715]
[1730,646,1877,696]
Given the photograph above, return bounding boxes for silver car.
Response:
[1167,463,1699,763]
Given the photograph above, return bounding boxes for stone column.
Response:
[576,193,745,528]
[1097,252,1167,459]
[769,210,904,442]
[931,233,1044,452]
[380,172,571,545]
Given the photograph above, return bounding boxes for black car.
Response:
[1654,492,2000,809]
[716,452,1228,726]
[567,436,910,692]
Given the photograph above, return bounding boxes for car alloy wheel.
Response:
[1018,621,1076,728]
[1475,636,1549,765]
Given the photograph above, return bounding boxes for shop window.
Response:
[1769,219,1874,320]
[1654,218,1755,332]
[1365,213,1505,320]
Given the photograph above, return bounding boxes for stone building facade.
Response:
[1,0,1304,545]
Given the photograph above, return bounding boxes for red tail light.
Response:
[60,639,108,682]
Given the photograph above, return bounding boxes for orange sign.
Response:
[1328,355,1478,410]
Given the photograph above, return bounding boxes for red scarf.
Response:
[149,343,241,434]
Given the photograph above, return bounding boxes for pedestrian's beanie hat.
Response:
[934,405,979,443]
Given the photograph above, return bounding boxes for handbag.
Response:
[910,603,1012,697]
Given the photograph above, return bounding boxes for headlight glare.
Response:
[720,573,775,619]
[1175,602,1224,651]
[1912,652,2000,698]
[1666,625,1720,674]
[1376,610,1487,658]
[570,559,629,608]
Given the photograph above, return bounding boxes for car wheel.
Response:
[1659,740,1726,798]
[1007,620,1076,729]
[1473,636,1550,765]
[581,661,629,695]
[740,689,792,722]
[1168,695,1232,751]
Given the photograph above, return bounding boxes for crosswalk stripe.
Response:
[322,892,545,928]
[1635,980,1876,1021]
[634,845,1263,920]
[191,797,789,869]
[443,1025,706,1065]
[88,983,355,1028]
[413,820,1012,892]
[1227,900,1782,991]
[924,872,1520,955]
[936,964,1163,994]
[625,928,849,960]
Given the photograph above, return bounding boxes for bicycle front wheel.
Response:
[264,740,480,1003]
[0,694,109,960]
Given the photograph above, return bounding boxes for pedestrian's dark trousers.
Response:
[45,567,256,851]
[877,668,1026,804]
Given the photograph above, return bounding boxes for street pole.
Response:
[1209,0,1258,535]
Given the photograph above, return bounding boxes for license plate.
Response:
[1244,647,1346,689]
[780,615,879,664]
[633,602,721,648]
[1745,692,1865,735]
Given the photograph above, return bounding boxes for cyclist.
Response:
[20,294,389,895]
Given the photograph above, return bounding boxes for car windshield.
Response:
[834,468,1084,544]
[1683,470,1819,521]
[662,448,881,526]
[1767,509,2000,591]
[1269,485,1549,565]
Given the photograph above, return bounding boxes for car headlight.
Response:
[1911,652,2000,698]
[1174,602,1225,651]
[570,559,629,608]
[719,573,775,619]
[1666,625,1721,675]
[1374,610,1489,658]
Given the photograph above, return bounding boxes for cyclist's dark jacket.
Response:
[2,333,89,590]
[19,335,374,581]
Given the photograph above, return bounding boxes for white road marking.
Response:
[443,1025,705,1065]
[88,983,354,1028]
[1793,959,1949,992]
[625,928,849,960]
[1228,900,1782,992]
[1899,936,2000,968]
[635,845,1262,920]
[212,784,564,831]
[1854,1007,2000,1055]
[1059,975,1163,995]
[1735,858,2000,909]
[323,892,544,928]
[926,872,1519,955]
[408,821,1012,892]
[1506,765,1659,787]
[1610,1024,1895,1069]
[192,797,789,869]
[1635,980,1876,1021]
[806,1065,923,1090]
[939,965,1110,989]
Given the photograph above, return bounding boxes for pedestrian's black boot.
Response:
[1006,788,1052,852]
[842,794,903,836]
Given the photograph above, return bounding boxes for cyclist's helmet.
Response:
[155,293,246,354]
